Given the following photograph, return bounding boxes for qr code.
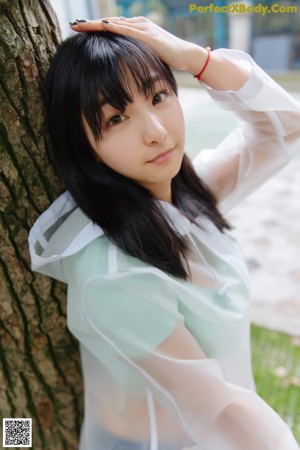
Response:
[3,418,32,447]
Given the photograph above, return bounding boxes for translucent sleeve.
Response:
[193,49,300,214]
[83,271,299,449]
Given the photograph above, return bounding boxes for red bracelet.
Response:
[194,47,211,81]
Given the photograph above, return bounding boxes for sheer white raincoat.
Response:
[29,49,300,450]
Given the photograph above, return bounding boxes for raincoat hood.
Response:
[28,191,104,283]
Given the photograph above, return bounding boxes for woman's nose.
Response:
[142,113,167,146]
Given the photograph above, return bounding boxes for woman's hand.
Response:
[70,16,251,91]
[69,16,206,76]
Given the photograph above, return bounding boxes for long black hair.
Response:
[46,31,230,280]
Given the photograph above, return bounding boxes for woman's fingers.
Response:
[70,17,149,41]
[70,19,106,32]
[69,16,146,32]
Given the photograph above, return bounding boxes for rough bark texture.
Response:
[0,1,83,449]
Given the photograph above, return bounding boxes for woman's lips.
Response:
[147,148,174,164]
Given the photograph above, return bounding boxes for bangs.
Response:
[79,33,177,141]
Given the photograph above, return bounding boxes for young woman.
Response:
[29,16,300,450]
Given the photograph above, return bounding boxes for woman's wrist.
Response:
[181,44,209,76]
[194,47,211,80]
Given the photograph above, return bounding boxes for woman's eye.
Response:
[107,114,126,127]
[152,92,168,105]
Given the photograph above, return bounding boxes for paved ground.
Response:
[178,85,300,336]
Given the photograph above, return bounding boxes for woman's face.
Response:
[83,76,185,202]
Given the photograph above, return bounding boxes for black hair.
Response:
[46,31,230,280]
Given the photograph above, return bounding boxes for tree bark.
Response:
[0,1,83,449]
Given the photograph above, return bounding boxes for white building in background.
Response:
[50,0,116,38]
[228,1,252,53]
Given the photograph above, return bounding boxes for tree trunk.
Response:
[0,1,83,449]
